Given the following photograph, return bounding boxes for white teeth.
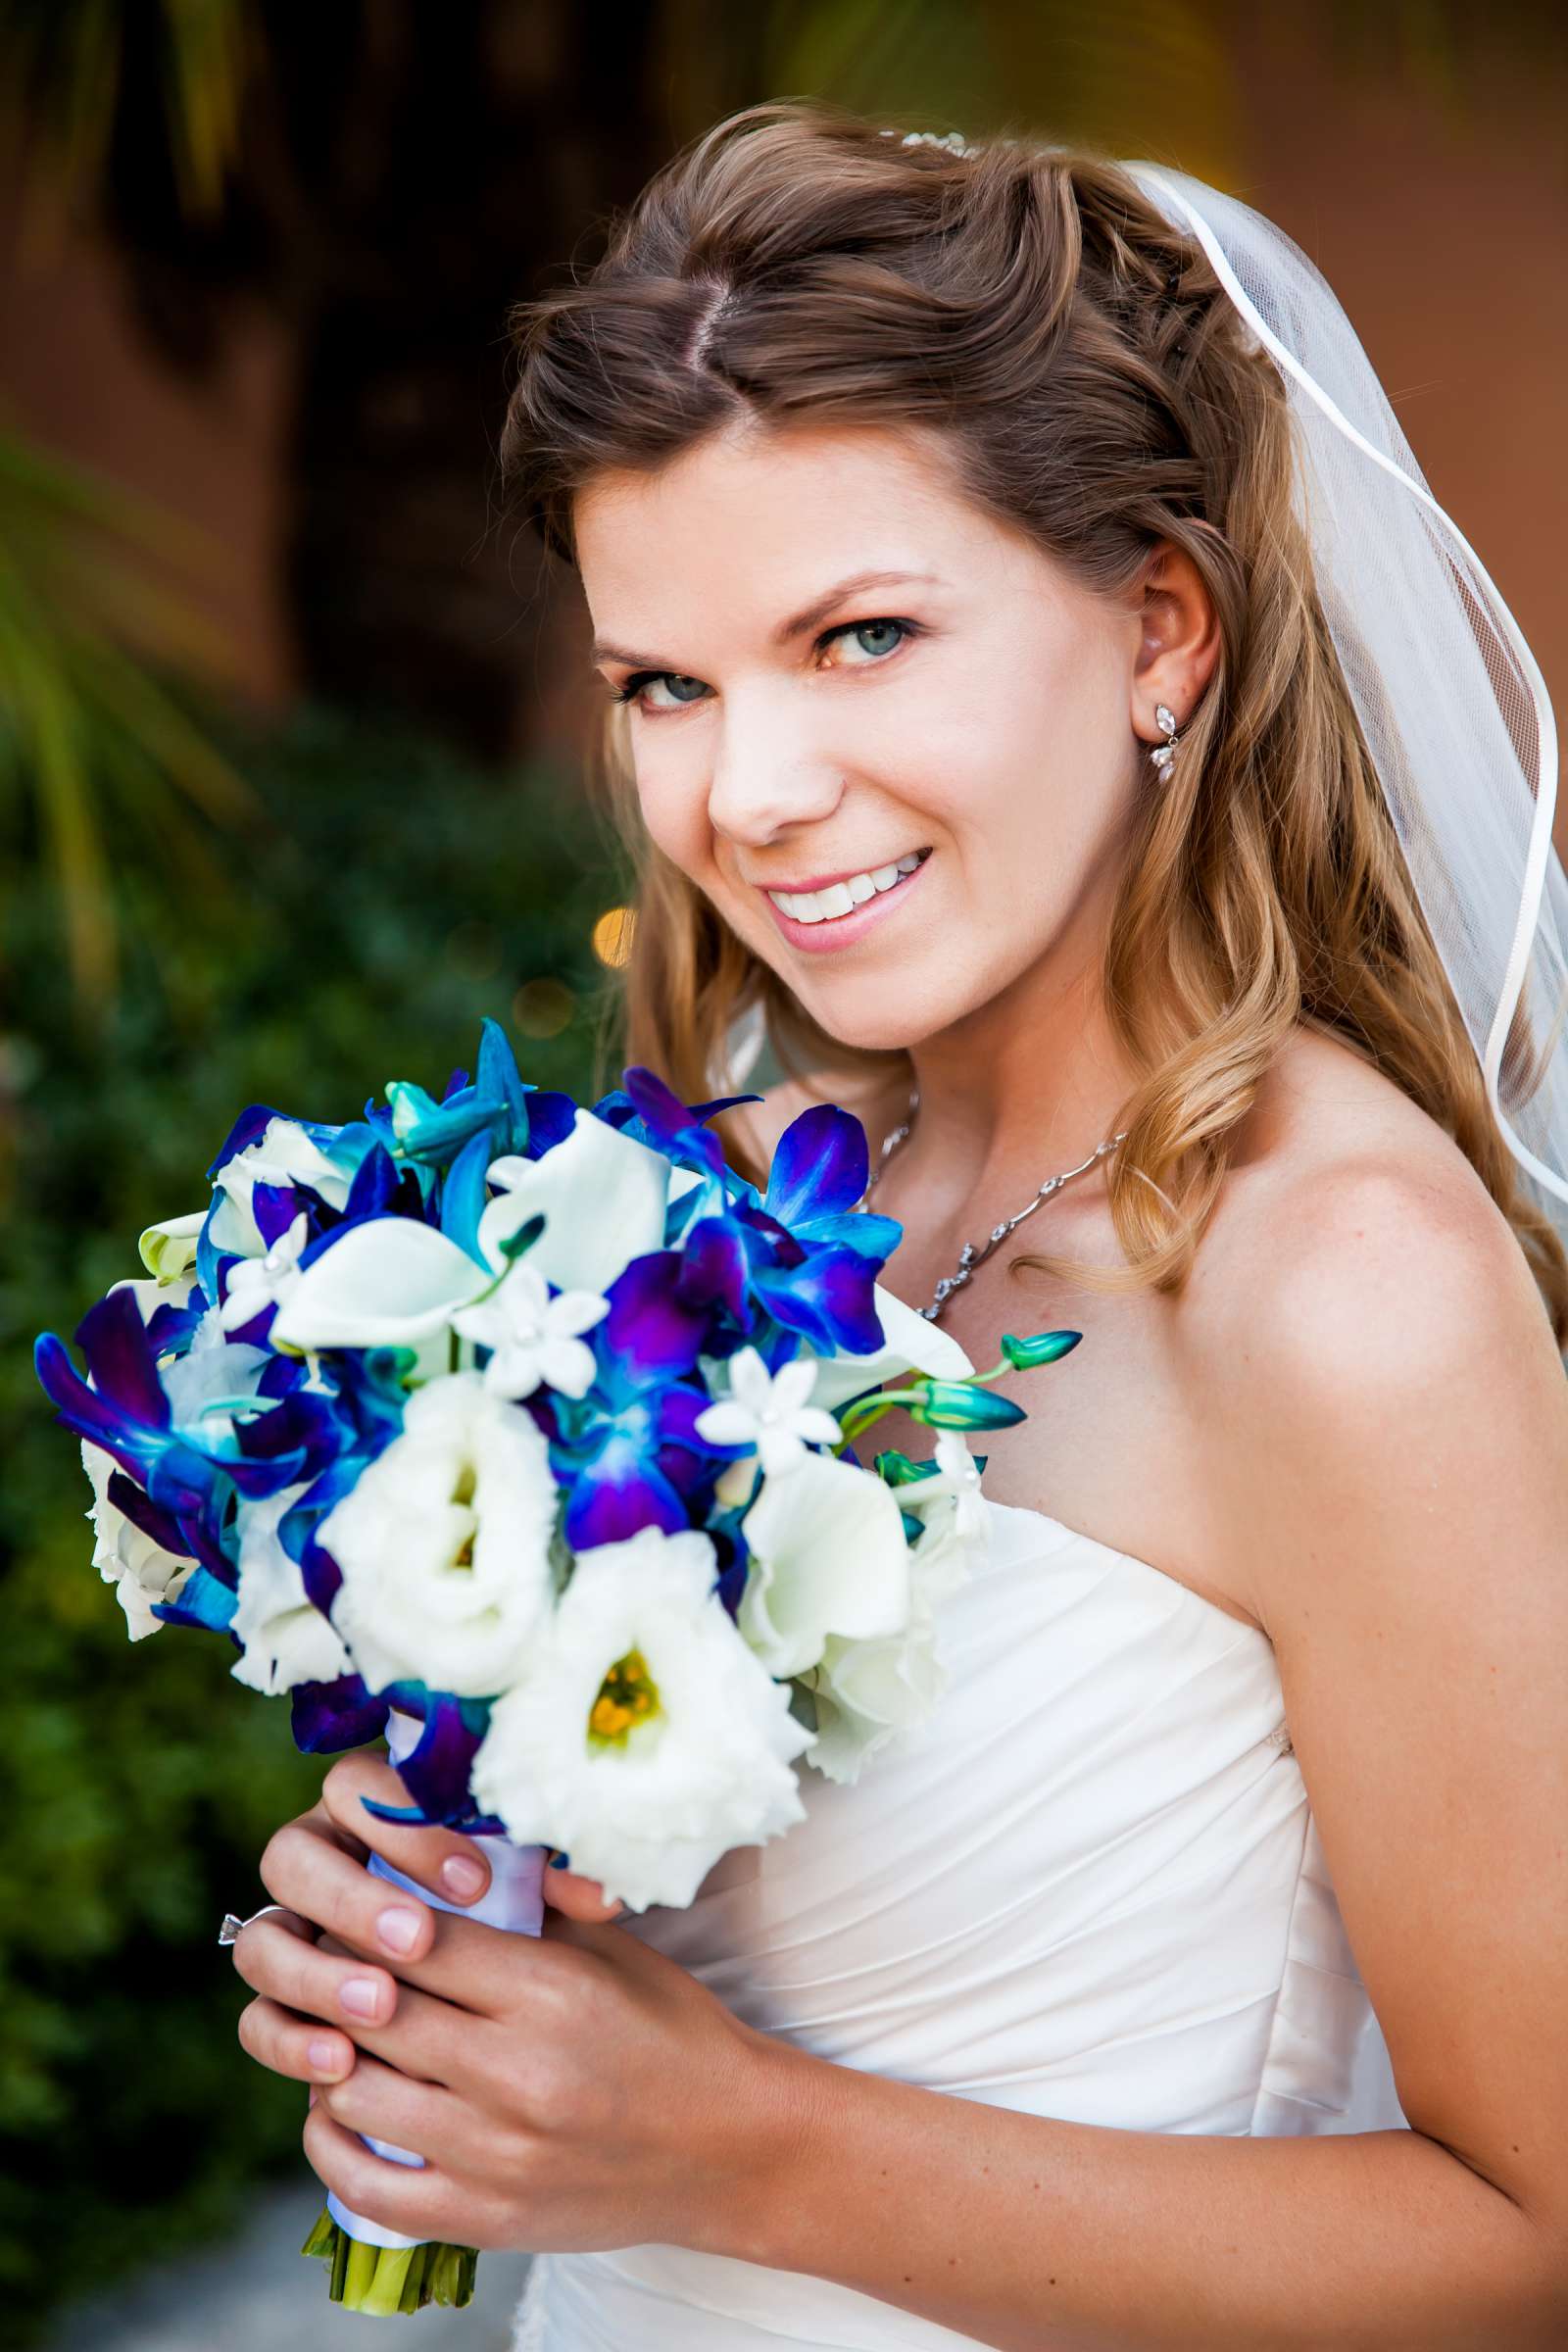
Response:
[767,851,928,925]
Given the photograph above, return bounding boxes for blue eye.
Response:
[612,614,919,713]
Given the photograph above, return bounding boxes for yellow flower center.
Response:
[588,1647,661,1745]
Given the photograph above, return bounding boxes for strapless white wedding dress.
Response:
[513,1496,1407,2350]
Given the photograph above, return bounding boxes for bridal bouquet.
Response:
[33,1017,1078,2316]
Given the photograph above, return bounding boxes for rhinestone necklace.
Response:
[862,1087,1127,1322]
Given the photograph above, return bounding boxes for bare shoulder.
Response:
[1185,1027,1567,1613]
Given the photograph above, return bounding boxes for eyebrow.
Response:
[588,568,945,672]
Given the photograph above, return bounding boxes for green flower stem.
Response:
[302,2203,479,2315]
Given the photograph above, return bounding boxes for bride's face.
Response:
[574,417,1150,1054]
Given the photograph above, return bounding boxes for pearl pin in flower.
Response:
[694,1347,842,1478]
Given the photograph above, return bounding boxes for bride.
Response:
[229,103,1568,2347]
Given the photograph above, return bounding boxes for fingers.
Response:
[541,1855,626,1924]
[231,1909,477,2087]
[239,1991,358,2086]
[317,1751,492,1909]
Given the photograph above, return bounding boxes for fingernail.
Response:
[310,2036,347,2076]
[548,1849,570,1870]
[441,1854,486,1901]
[339,1977,382,2019]
[377,1906,421,1954]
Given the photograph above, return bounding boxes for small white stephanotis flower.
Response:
[736,1447,911,1679]
[230,1483,353,1695]
[218,1210,310,1334]
[316,1370,559,1698]
[694,1346,842,1477]
[450,1259,608,1401]
[470,1526,811,1913]
[80,1439,197,1640]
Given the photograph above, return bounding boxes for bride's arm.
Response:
[729,1163,1568,2349]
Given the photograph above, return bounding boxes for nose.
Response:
[706,696,846,847]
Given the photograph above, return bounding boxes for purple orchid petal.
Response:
[342,1139,400,1225]
[106,1469,191,1558]
[564,1437,689,1549]
[604,1252,707,1383]
[291,1673,390,1755]
[675,1217,751,1325]
[752,1246,886,1356]
[387,1695,491,1821]
[251,1181,304,1251]
[765,1103,869,1227]
[521,1090,577,1156]
[33,1333,159,1484]
[76,1289,171,1427]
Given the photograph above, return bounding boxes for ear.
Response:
[1129,540,1221,746]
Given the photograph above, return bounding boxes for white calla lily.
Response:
[230,1484,353,1694]
[269,1217,489,1352]
[736,1446,911,1679]
[137,1210,206,1284]
[803,1282,974,1410]
[478,1108,670,1295]
[317,1371,559,1697]
[470,1527,810,1913]
[805,1433,992,1785]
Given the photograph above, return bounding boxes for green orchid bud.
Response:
[873,1448,940,1488]
[496,1212,546,1263]
[1000,1329,1083,1369]
[908,1379,1027,1430]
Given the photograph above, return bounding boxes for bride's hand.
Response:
[228,1750,796,2257]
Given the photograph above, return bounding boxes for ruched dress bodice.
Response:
[514,1497,1406,2350]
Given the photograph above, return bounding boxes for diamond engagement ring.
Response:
[218,1903,291,1945]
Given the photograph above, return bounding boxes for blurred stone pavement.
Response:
[44,2182,532,2350]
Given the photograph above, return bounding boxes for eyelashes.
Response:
[610,615,923,714]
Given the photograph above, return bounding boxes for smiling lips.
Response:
[762,848,930,926]
[757,846,932,950]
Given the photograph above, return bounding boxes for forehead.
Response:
[572,417,1003,630]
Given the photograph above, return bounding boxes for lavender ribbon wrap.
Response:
[324,1708,547,2252]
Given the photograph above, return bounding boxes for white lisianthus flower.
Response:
[470,1527,811,1913]
[218,1210,310,1334]
[451,1260,608,1401]
[736,1447,911,1679]
[694,1346,842,1477]
[316,1370,559,1697]
[230,1484,353,1694]
[209,1118,353,1258]
[805,1434,993,1786]
[81,1439,197,1639]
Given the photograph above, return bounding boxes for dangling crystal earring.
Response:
[1149,702,1181,779]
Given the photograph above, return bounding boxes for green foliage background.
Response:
[0,704,618,2342]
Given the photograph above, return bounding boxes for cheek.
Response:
[631,737,712,875]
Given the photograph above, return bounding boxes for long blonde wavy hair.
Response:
[500,99,1568,1345]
